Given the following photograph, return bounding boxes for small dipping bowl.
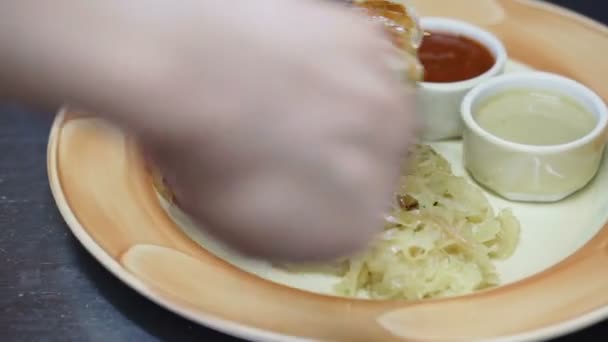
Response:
[418,17,507,141]
[461,72,608,202]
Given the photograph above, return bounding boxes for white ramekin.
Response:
[418,17,508,141]
[461,72,608,202]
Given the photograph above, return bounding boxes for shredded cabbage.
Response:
[285,145,521,300]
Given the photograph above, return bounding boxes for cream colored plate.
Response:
[48,1,608,341]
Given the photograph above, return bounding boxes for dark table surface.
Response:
[1,1,607,341]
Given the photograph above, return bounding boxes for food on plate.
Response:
[419,31,495,83]
[151,165,175,204]
[474,88,598,146]
[352,0,424,82]
[352,0,422,53]
[150,2,521,301]
[284,145,521,300]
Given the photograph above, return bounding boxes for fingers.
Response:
[118,0,423,263]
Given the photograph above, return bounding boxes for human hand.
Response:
[131,0,420,262]
[2,0,420,262]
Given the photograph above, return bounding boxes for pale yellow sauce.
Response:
[474,89,597,146]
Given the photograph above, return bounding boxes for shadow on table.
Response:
[70,237,245,342]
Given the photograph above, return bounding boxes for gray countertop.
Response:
[1,1,606,341]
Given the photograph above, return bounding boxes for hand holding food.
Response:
[139,0,421,262]
[0,0,424,262]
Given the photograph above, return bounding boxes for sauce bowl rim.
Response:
[460,71,608,154]
[419,16,508,90]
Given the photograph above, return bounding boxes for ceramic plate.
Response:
[48,1,608,341]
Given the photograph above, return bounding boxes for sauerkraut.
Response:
[285,145,520,300]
